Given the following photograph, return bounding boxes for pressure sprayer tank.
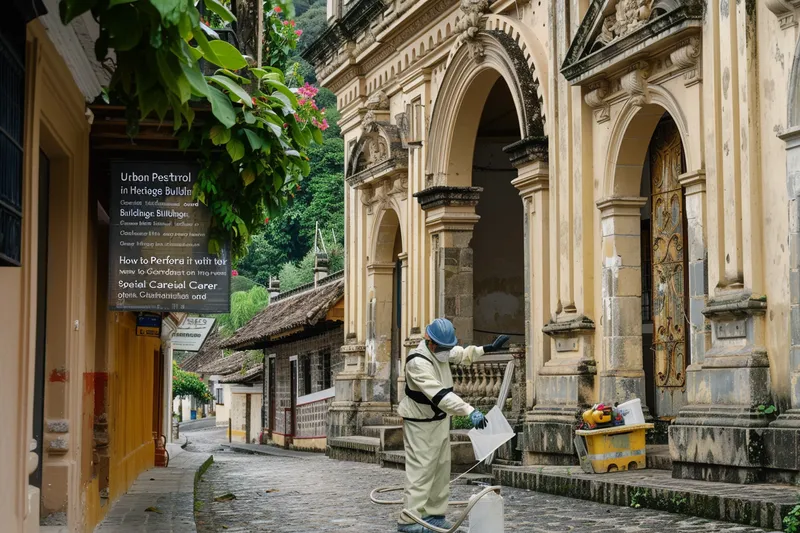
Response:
[468,490,504,533]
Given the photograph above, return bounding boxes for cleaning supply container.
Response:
[468,489,504,533]
[617,398,645,425]
[575,423,653,473]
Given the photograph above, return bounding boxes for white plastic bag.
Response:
[467,406,515,462]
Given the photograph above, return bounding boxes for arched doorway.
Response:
[639,115,688,419]
[368,207,404,405]
[600,102,698,423]
[471,79,525,346]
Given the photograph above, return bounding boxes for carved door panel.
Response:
[650,119,688,408]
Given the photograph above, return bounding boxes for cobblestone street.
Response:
[184,427,773,533]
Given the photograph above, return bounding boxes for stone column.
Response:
[366,262,396,403]
[328,334,367,438]
[596,197,649,409]
[679,170,711,406]
[414,186,481,344]
[765,127,800,482]
[506,138,550,410]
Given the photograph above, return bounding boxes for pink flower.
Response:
[295,29,303,36]
[231,270,239,276]
[320,118,329,131]
[265,218,269,224]
[311,101,318,110]
[298,98,306,106]
[283,20,289,25]
[273,6,282,13]
[290,20,296,27]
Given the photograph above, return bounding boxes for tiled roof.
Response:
[221,275,344,351]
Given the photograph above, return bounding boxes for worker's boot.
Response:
[397,523,434,533]
[423,516,453,530]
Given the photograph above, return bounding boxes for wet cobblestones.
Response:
[186,427,773,533]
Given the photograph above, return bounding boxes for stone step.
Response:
[362,425,404,450]
[646,444,672,471]
[327,436,381,464]
[494,465,798,531]
[379,442,487,474]
[451,429,471,442]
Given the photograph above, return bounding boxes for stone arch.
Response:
[426,24,548,185]
[790,36,800,128]
[603,86,696,198]
[371,205,404,263]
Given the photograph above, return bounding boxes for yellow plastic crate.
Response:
[575,423,653,473]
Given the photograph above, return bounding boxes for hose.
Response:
[370,484,502,533]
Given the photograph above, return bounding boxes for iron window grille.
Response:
[0,11,25,266]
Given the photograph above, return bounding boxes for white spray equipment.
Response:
[468,489,504,533]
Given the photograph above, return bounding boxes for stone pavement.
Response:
[185,427,779,532]
[93,444,212,532]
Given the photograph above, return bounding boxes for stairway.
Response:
[327,414,480,472]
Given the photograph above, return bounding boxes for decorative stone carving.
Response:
[670,37,701,86]
[365,90,389,110]
[455,0,490,61]
[620,61,651,106]
[413,186,483,211]
[584,80,611,123]
[766,0,800,29]
[605,0,653,41]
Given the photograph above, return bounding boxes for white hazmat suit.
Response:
[396,339,485,525]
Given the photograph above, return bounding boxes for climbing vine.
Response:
[59,0,327,259]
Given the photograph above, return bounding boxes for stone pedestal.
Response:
[670,292,772,483]
[329,337,392,438]
[524,315,596,465]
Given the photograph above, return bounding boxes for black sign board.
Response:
[108,161,231,313]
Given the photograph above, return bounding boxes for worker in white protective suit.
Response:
[396,318,509,533]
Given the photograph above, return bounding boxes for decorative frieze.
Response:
[454,0,490,61]
[765,0,800,30]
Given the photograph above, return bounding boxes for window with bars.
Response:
[0,11,26,266]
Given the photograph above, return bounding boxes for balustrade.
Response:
[450,352,514,411]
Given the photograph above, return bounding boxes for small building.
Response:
[196,350,261,440]
[222,269,344,451]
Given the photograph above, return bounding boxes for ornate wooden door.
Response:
[650,120,688,398]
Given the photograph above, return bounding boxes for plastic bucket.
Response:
[617,399,644,425]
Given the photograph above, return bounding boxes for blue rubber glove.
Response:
[470,409,488,429]
[482,334,510,353]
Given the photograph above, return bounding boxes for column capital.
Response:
[413,186,482,211]
[503,135,548,168]
[366,262,395,275]
[596,196,647,217]
[679,169,706,195]
[397,252,408,264]
[511,161,549,198]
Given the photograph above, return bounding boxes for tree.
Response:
[216,285,270,335]
[279,239,344,291]
[172,361,213,402]
[58,0,329,259]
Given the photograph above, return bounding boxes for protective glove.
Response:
[470,409,488,429]
[482,334,510,353]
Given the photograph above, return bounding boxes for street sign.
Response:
[172,317,216,352]
[108,161,231,313]
[136,313,162,337]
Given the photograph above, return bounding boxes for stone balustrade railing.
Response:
[450,352,515,411]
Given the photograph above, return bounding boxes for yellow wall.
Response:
[0,20,167,532]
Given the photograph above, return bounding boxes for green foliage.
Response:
[785,502,800,532]
[58,0,328,260]
[757,404,778,416]
[216,285,269,335]
[172,361,213,402]
[450,409,487,430]
[236,135,344,285]
[278,239,343,291]
[630,488,647,509]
